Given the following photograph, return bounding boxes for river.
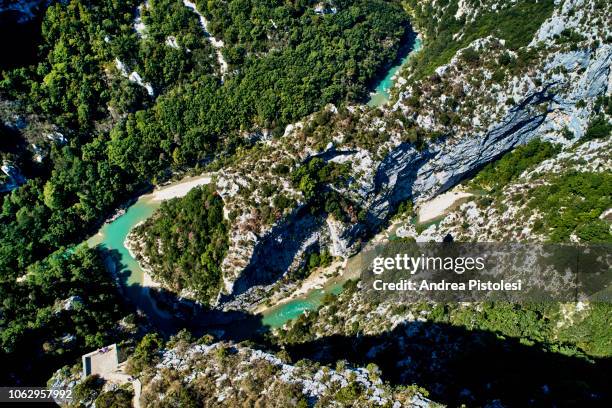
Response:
[86,175,210,331]
[87,37,424,330]
[367,36,422,107]
[86,182,345,330]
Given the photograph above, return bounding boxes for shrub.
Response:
[584,115,611,141]
[127,333,164,375]
[95,387,134,408]
[470,139,560,192]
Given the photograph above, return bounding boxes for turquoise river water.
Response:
[367,36,422,107]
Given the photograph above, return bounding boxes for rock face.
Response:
[413,137,612,243]
[368,83,556,223]
[218,0,611,303]
[226,204,326,298]
[140,340,437,407]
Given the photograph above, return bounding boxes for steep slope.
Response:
[413,136,611,243]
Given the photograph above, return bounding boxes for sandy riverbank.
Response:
[141,269,161,288]
[253,260,345,314]
[123,227,161,290]
[417,190,473,223]
[149,174,212,202]
[289,260,344,299]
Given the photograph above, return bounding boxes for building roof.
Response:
[82,344,119,378]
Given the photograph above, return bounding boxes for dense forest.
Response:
[1,1,610,400]
[0,0,410,280]
[131,186,228,304]
[0,246,134,386]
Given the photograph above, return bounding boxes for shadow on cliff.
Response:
[223,204,327,300]
[284,320,611,407]
[99,247,267,342]
[226,141,435,302]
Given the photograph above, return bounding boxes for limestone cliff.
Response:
[215,0,611,304]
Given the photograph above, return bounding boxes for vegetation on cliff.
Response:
[0,0,411,285]
[469,139,560,192]
[274,133,612,405]
[122,330,435,407]
[131,185,228,304]
[404,0,555,79]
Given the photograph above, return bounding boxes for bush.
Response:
[127,333,164,375]
[529,172,611,242]
[95,387,134,408]
[461,47,480,64]
[584,115,612,141]
[73,375,104,405]
[470,139,560,192]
